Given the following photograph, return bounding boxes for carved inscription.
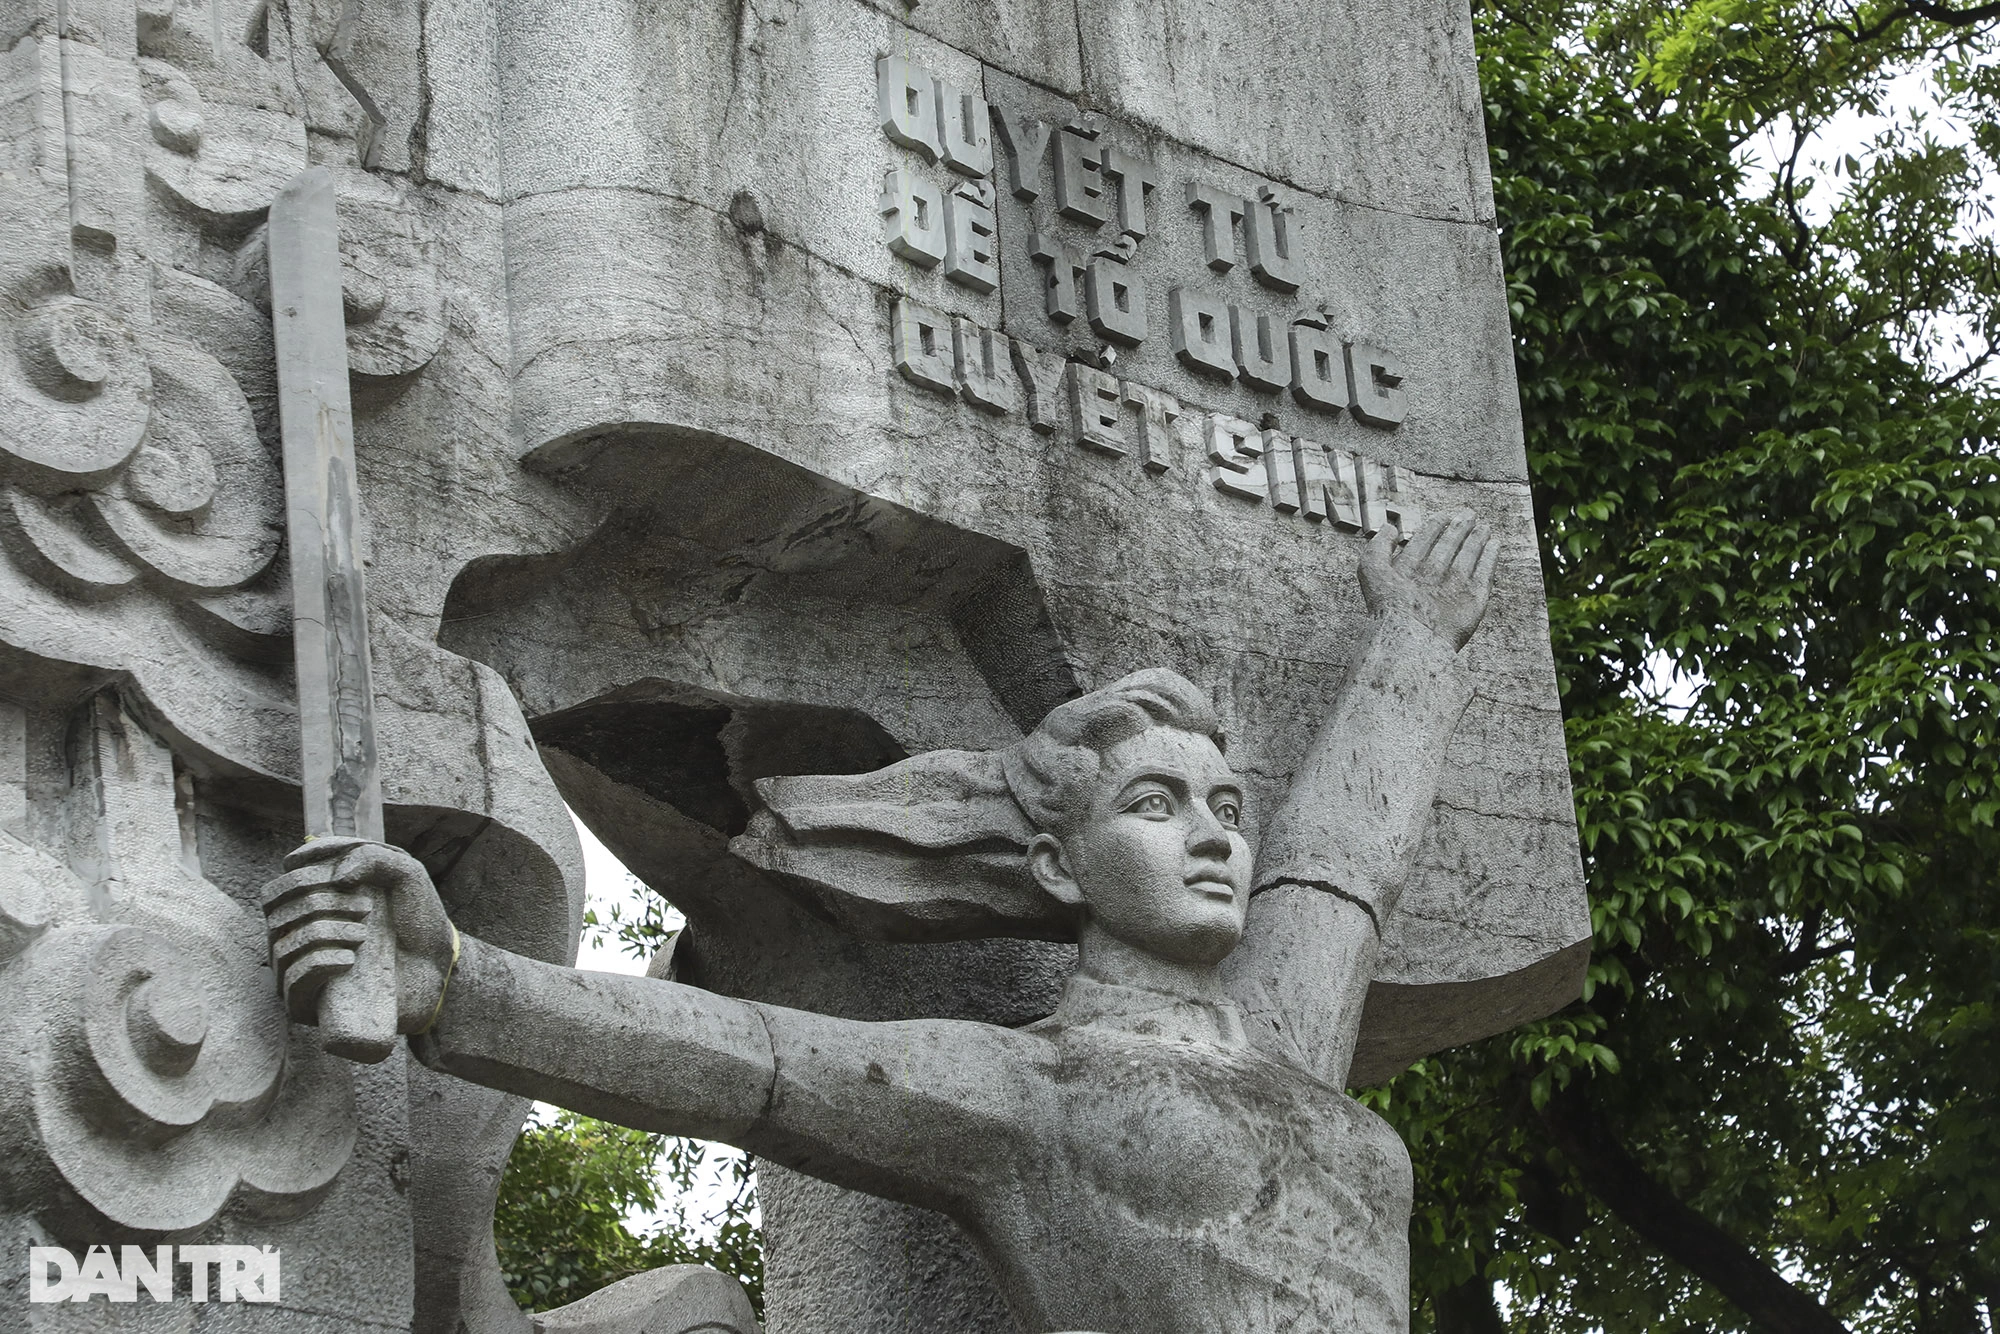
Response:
[871,55,1412,427]
[891,300,1423,538]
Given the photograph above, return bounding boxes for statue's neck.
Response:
[1053,924,1245,1048]
[1075,923,1230,1000]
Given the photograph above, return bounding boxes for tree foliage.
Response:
[1371,2,2000,1331]
[494,1109,763,1317]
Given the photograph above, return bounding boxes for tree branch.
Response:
[1540,1087,1852,1334]
[1777,121,1815,271]
[1935,330,2000,388]
[1801,4,1992,66]
[1775,939,1855,975]
[1773,908,1853,976]
[1899,0,2000,25]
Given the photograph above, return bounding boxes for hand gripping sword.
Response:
[268,168,397,1063]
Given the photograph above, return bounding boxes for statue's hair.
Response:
[738,668,1226,939]
[1003,668,1225,838]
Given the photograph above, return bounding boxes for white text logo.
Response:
[27,1246,280,1303]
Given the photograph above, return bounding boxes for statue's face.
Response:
[1055,728,1251,966]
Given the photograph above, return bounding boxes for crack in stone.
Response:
[1249,875,1382,936]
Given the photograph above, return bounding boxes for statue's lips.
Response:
[1185,876,1237,901]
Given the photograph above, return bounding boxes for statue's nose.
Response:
[1187,811,1233,858]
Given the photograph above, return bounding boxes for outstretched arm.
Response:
[418,938,1038,1213]
[264,841,1040,1214]
[1223,513,1496,1088]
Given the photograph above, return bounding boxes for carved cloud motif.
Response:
[0,4,444,681]
[0,696,357,1236]
[0,295,283,602]
[135,0,310,220]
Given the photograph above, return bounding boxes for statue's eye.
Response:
[1212,799,1241,828]
[1127,792,1173,817]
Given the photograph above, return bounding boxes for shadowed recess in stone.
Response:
[532,683,910,839]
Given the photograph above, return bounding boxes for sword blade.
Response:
[269,167,396,1063]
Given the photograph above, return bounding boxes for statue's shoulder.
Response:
[821,1008,1063,1088]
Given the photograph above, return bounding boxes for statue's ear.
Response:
[1027,834,1084,910]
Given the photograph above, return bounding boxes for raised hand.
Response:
[1357,509,1498,651]
[263,837,458,1037]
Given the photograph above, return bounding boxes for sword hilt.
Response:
[318,914,399,1062]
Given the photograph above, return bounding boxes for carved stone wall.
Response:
[0,1,580,1330]
[1,0,1587,1330]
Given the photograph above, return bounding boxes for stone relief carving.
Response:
[0,693,355,1236]
[2,12,336,1254]
[0,4,569,1329]
[1,2,440,686]
[0,291,282,603]
[530,1265,762,1334]
[237,169,446,382]
[3,0,1586,1326]
[268,516,1499,1334]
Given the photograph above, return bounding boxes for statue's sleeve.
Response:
[1224,613,1474,1087]
[413,937,1040,1212]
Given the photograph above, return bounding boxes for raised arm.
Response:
[264,841,1041,1214]
[1223,512,1496,1088]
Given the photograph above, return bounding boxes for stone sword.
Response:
[268,168,397,1063]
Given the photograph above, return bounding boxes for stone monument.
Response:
[0,0,1589,1329]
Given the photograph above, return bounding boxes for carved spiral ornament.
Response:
[0,834,357,1235]
[0,295,283,602]
[1,297,153,484]
[137,51,309,221]
[90,332,283,593]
